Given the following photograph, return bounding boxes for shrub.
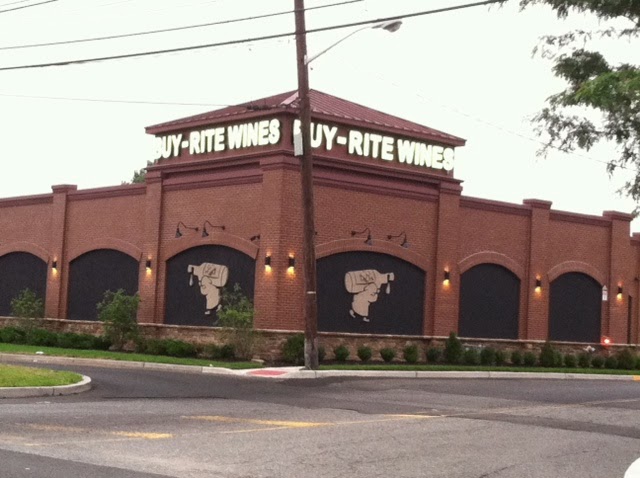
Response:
[92,335,112,350]
[563,354,577,368]
[636,356,640,370]
[220,344,236,360]
[333,345,350,362]
[426,347,442,364]
[605,355,618,370]
[539,342,557,368]
[380,347,396,363]
[463,348,481,365]
[0,326,27,344]
[510,350,523,366]
[164,339,196,358]
[25,328,57,347]
[10,289,44,319]
[203,343,235,360]
[97,289,140,351]
[143,339,168,356]
[591,355,605,368]
[403,345,419,364]
[480,347,497,366]
[616,348,637,370]
[318,346,326,362]
[217,284,256,360]
[282,334,304,365]
[577,352,591,368]
[495,349,507,366]
[523,351,537,367]
[444,332,463,364]
[357,345,373,362]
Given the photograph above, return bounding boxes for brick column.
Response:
[45,184,76,318]
[138,171,163,324]
[604,211,634,343]
[431,181,462,336]
[523,199,551,340]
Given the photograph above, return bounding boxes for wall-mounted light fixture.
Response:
[264,255,272,272]
[617,284,623,300]
[387,231,409,248]
[175,222,199,238]
[535,276,542,293]
[287,255,295,275]
[351,227,372,246]
[250,234,261,242]
[443,269,450,286]
[146,259,152,272]
[202,221,225,237]
[51,260,58,271]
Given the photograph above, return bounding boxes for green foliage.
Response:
[97,289,140,351]
[357,345,373,362]
[518,0,640,206]
[10,289,44,319]
[56,332,106,350]
[495,349,507,366]
[426,347,443,364]
[403,344,419,364]
[282,334,305,365]
[124,159,158,185]
[511,350,524,366]
[523,351,537,367]
[636,355,640,370]
[333,345,350,362]
[0,326,27,344]
[217,284,256,360]
[591,355,605,368]
[463,348,481,366]
[444,332,463,364]
[564,353,577,368]
[202,343,236,360]
[164,339,196,358]
[480,347,497,366]
[539,342,559,368]
[380,347,396,363]
[578,352,592,368]
[318,346,326,362]
[616,348,637,370]
[26,328,57,347]
[605,355,619,369]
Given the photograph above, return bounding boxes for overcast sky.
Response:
[1,0,639,231]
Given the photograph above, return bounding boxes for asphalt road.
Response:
[1,363,640,477]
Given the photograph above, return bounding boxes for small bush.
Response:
[318,346,326,362]
[217,284,256,360]
[143,339,168,356]
[426,347,442,364]
[539,342,557,368]
[93,336,112,350]
[563,354,577,368]
[444,332,463,364]
[510,350,523,366]
[0,326,27,344]
[495,349,507,366]
[463,348,481,365]
[616,348,637,370]
[24,328,57,346]
[605,355,618,370]
[164,339,196,358]
[282,334,304,365]
[380,347,396,363]
[591,355,605,368]
[333,345,350,362]
[357,345,373,362]
[97,289,140,351]
[10,289,44,319]
[480,347,497,366]
[403,345,419,364]
[523,351,537,367]
[577,352,591,368]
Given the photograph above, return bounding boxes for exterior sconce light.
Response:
[202,221,225,237]
[175,222,199,238]
[264,255,272,272]
[387,231,409,248]
[287,255,295,275]
[250,234,261,242]
[617,285,623,300]
[443,269,450,286]
[351,227,372,246]
[52,260,58,271]
[146,259,152,272]
[535,277,542,293]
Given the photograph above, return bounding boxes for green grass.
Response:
[320,363,640,375]
[0,364,82,387]
[0,343,259,369]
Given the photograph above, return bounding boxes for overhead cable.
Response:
[0,0,57,14]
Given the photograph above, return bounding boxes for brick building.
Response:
[0,90,637,347]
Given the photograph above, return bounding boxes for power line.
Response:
[0,0,57,14]
[0,0,501,71]
[0,0,35,7]
[0,0,362,51]
[0,91,232,106]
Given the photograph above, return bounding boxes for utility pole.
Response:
[294,0,319,369]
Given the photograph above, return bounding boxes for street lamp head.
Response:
[374,20,402,33]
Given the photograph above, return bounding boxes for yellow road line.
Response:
[183,415,330,428]
[23,423,172,441]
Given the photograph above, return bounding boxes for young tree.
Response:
[520,0,639,207]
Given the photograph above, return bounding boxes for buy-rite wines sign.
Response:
[152,117,455,172]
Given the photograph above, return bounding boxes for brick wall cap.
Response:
[523,199,552,209]
[51,184,78,193]
[602,210,634,222]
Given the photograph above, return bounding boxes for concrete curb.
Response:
[0,375,92,399]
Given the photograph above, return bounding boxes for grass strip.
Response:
[320,364,640,375]
[0,343,259,369]
[0,364,82,387]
